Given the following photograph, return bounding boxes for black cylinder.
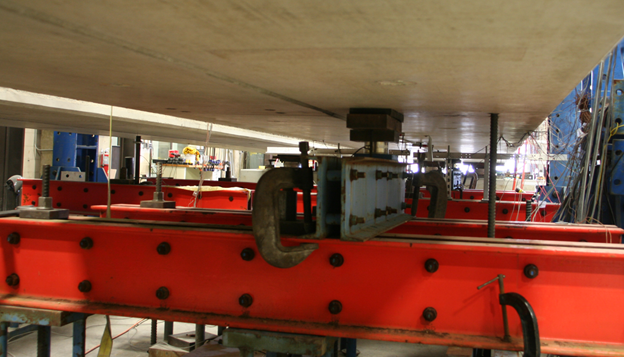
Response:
[42,165,50,197]
[156,163,163,194]
[488,114,498,238]
[525,200,532,222]
[135,136,141,185]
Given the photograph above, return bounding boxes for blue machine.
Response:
[51,132,107,182]
[547,39,624,224]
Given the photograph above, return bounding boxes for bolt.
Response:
[5,273,19,287]
[7,232,20,245]
[239,294,253,308]
[42,165,50,197]
[328,300,342,314]
[329,253,344,267]
[157,242,171,255]
[78,280,92,293]
[156,287,170,300]
[80,237,93,250]
[423,307,437,322]
[349,215,365,226]
[524,264,539,279]
[375,170,387,180]
[464,207,470,213]
[350,170,365,181]
[374,208,387,218]
[386,206,397,214]
[241,248,255,261]
[424,258,439,273]
[156,163,163,194]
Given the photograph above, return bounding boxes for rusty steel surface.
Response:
[19,179,251,213]
[0,306,85,326]
[90,205,622,244]
[0,217,623,356]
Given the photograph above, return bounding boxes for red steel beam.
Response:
[91,205,619,243]
[19,179,251,213]
[407,198,559,222]
[0,217,622,356]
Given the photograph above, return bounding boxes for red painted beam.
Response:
[91,205,618,243]
[20,179,251,213]
[0,217,623,356]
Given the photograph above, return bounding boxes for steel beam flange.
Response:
[252,168,318,268]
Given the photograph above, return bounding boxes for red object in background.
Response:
[0,217,624,356]
[168,150,180,158]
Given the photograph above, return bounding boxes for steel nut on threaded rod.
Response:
[78,280,92,293]
[5,274,19,287]
[156,287,170,300]
[80,237,93,249]
[7,232,19,245]
[240,248,255,261]
[328,300,342,314]
[239,294,253,308]
[157,242,171,255]
[425,258,439,273]
[423,307,437,322]
[524,264,539,279]
[329,253,344,267]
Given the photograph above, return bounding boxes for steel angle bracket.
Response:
[340,157,410,241]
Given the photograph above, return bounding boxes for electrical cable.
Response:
[85,318,148,355]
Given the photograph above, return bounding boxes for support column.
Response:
[0,127,24,210]
[37,325,51,357]
[163,321,173,342]
[195,324,205,349]
[488,114,499,238]
[73,315,87,357]
[0,322,8,357]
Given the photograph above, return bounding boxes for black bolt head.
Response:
[80,237,93,250]
[156,287,170,300]
[157,242,171,255]
[329,253,344,267]
[241,248,255,261]
[7,232,20,245]
[78,280,92,293]
[524,264,539,279]
[5,273,19,287]
[502,209,509,214]
[328,300,342,314]
[239,293,253,308]
[424,258,439,273]
[464,207,470,213]
[423,307,437,322]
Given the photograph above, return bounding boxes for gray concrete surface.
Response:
[5,315,449,357]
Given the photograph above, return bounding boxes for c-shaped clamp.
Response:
[499,292,540,357]
[252,168,318,268]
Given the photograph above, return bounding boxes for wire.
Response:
[85,318,148,355]
[351,146,366,156]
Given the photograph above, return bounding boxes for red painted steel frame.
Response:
[92,205,622,243]
[19,179,251,214]
[407,198,559,222]
[0,217,623,356]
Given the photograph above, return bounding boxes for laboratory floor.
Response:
[5,315,450,357]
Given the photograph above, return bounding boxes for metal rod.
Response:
[578,59,605,222]
[42,165,50,198]
[526,200,532,222]
[483,147,489,201]
[135,136,141,185]
[73,315,87,357]
[150,319,157,345]
[477,276,499,290]
[163,321,173,341]
[0,322,8,357]
[498,274,511,342]
[156,163,163,194]
[37,326,51,357]
[195,324,205,349]
[488,113,498,238]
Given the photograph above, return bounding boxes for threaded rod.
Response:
[42,165,51,198]
[487,113,498,238]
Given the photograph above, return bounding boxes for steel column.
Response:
[488,113,499,237]
[37,325,51,357]
[72,315,86,357]
[0,322,7,357]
